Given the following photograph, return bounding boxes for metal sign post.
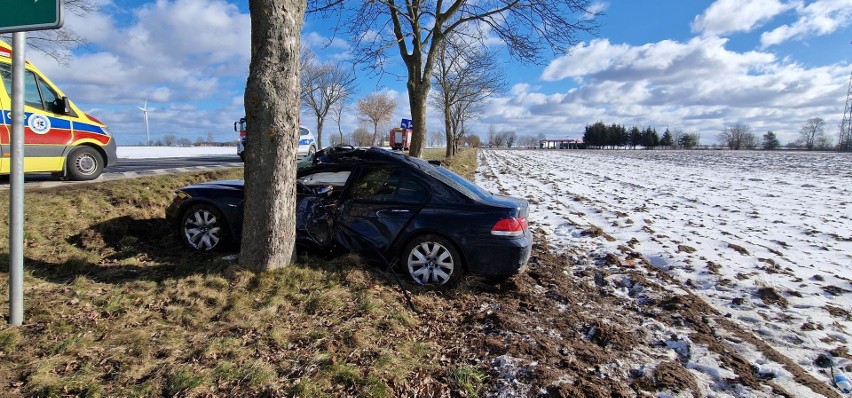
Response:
[8,33,25,326]
[3,0,64,326]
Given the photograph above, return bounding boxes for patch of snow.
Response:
[117,146,237,159]
[476,149,852,393]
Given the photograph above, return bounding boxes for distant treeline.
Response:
[583,122,700,149]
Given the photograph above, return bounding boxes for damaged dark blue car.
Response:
[165,147,532,285]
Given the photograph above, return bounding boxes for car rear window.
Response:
[422,164,492,201]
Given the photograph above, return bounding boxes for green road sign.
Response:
[0,0,64,34]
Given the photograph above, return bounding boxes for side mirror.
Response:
[61,97,71,115]
[234,122,238,132]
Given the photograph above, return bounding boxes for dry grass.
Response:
[422,147,478,181]
[0,152,488,397]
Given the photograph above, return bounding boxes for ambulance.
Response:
[0,40,116,180]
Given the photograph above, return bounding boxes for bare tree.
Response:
[719,122,755,150]
[357,92,396,146]
[308,0,600,158]
[328,100,347,147]
[351,126,373,146]
[300,49,356,149]
[431,35,506,158]
[488,125,498,147]
[163,135,177,146]
[504,130,517,148]
[428,130,445,147]
[466,134,481,148]
[329,132,347,146]
[241,0,306,271]
[493,130,507,147]
[799,117,826,150]
[671,129,685,149]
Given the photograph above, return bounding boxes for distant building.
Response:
[540,139,585,149]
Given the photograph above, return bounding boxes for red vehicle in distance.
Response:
[389,127,412,151]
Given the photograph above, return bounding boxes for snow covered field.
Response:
[477,149,851,394]
[116,146,237,159]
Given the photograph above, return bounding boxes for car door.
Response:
[333,167,430,255]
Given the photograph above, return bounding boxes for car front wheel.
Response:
[404,235,462,286]
[181,204,229,251]
[66,146,104,181]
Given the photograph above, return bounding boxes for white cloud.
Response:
[487,37,848,144]
[760,0,852,47]
[692,0,796,36]
[24,0,252,143]
[584,2,609,20]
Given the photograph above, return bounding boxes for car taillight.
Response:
[239,131,246,138]
[491,217,527,237]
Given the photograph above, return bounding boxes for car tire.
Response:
[403,234,462,286]
[180,203,230,251]
[239,152,245,162]
[66,146,103,181]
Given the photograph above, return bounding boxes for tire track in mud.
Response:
[476,149,848,397]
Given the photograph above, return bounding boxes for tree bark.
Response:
[316,117,324,149]
[408,84,428,158]
[241,0,305,271]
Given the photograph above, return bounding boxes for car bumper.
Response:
[103,138,118,167]
[463,229,533,277]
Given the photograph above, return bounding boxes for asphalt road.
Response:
[0,155,244,190]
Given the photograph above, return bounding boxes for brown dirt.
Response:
[728,243,751,256]
[407,232,842,397]
[757,287,789,307]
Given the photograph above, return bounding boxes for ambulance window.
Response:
[0,64,11,95]
[37,78,63,114]
[24,71,44,109]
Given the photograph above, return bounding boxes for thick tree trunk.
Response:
[241,0,305,271]
[408,88,429,158]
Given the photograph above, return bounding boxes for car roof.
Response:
[307,147,433,170]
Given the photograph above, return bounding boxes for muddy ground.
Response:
[409,231,843,397]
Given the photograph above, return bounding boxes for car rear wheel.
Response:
[181,204,229,251]
[404,235,462,286]
[66,146,103,181]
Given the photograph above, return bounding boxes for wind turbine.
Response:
[138,99,151,146]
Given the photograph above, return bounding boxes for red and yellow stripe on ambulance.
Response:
[0,40,116,181]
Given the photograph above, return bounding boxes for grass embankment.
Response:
[0,149,483,397]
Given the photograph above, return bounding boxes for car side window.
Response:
[349,168,395,201]
[393,173,428,204]
[349,168,428,204]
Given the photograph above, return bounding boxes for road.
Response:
[0,155,243,190]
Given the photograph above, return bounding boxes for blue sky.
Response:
[7,0,851,146]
